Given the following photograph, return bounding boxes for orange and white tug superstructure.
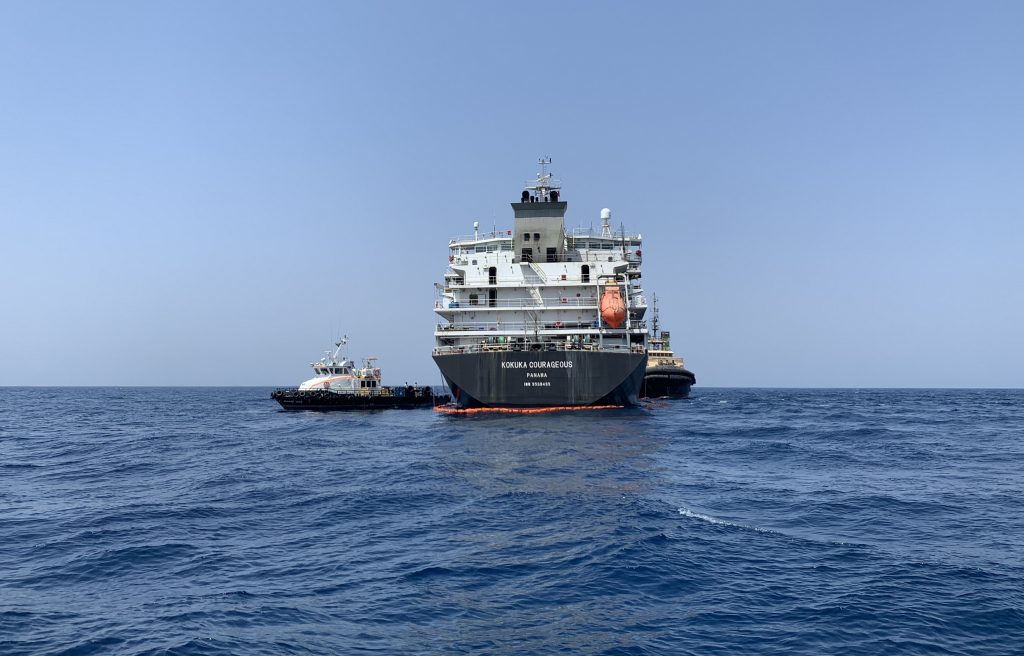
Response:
[297,337,382,392]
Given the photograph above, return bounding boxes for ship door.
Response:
[488,266,497,285]
[488,289,497,307]
[581,265,590,283]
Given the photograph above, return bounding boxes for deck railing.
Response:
[436,297,599,309]
[448,251,642,266]
[432,342,646,356]
[435,321,648,332]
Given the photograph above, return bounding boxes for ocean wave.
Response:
[677,506,780,535]
[2,387,1023,654]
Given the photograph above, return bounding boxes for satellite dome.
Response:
[600,208,612,220]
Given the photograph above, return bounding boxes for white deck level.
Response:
[433,231,647,355]
[433,161,649,356]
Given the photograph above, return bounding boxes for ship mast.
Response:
[331,335,348,362]
[524,156,561,202]
[651,293,660,339]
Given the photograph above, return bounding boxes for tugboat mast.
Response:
[331,335,348,361]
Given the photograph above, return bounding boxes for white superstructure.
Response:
[297,336,383,392]
[433,159,648,358]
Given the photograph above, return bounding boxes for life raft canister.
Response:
[600,284,626,328]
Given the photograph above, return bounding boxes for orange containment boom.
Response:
[600,284,626,328]
[434,404,624,415]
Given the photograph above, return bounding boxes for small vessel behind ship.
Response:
[641,294,696,398]
[272,337,450,411]
[433,159,648,408]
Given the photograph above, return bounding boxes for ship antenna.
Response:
[527,157,559,202]
[332,335,348,360]
[651,293,659,338]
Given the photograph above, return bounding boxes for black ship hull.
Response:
[433,350,647,408]
[272,388,450,411]
[641,366,696,399]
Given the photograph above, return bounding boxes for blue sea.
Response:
[2,388,1023,655]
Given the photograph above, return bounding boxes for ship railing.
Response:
[437,297,599,310]
[278,386,436,398]
[432,342,645,356]
[442,274,645,287]
[436,321,648,332]
[447,251,640,266]
[446,229,643,244]
[449,231,514,244]
[568,227,642,241]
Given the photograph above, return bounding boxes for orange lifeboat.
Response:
[600,284,626,328]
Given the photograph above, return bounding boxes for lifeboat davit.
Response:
[600,284,626,328]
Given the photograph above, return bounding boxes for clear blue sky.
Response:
[2,1,1022,387]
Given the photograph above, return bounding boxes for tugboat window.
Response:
[523,233,531,241]
[533,233,540,241]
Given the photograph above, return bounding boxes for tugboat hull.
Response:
[641,366,696,399]
[272,388,449,411]
[433,350,647,408]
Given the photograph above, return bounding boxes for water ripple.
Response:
[1,387,1023,654]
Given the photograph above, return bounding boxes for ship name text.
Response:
[501,361,573,369]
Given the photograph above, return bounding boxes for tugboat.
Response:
[641,294,696,398]
[432,159,649,408]
[272,336,450,411]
